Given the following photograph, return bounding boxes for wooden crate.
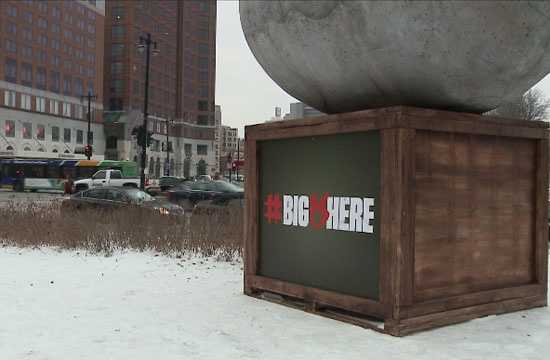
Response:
[244,106,548,336]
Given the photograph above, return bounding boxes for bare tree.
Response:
[488,89,550,121]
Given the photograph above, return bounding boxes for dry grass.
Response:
[0,201,243,261]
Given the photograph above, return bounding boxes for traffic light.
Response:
[84,145,93,159]
[132,126,153,148]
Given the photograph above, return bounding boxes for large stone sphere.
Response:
[240,1,550,114]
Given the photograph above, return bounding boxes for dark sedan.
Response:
[61,187,184,215]
[167,180,244,206]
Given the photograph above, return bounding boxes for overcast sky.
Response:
[215,0,550,137]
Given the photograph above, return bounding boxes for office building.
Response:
[103,0,216,178]
[0,0,106,159]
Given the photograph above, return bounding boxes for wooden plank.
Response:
[379,129,397,318]
[413,131,536,301]
[246,106,548,142]
[243,138,259,295]
[401,284,545,319]
[249,275,386,318]
[388,295,547,336]
[247,112,398,141]
[402,106,549,130]
[535,138,549,289]
[399,128,416,307]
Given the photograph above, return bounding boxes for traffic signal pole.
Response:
[140,33,153,191]
[81,91,96,160]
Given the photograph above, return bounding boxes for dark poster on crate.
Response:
[259,131,381,299]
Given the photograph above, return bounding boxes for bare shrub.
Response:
[0,202,243,260]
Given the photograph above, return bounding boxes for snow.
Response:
[1,247,549,360]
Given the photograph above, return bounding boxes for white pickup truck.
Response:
[73,169,141,192]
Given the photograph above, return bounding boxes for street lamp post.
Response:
[81,91,96,160]
[165,118,173,176]
[137,33,159,190]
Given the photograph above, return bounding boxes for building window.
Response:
[200,86,209,98]
[38,1,48,13]
[52,5,60,18]
[109,98,123,111]
[111,25,125,38]
[198,100,208,111]
[112,7,124,20]
[21,63,33,86]
[87,81,94,95]
[24,11,32,24]
[89,132,94,145]
[50,71,60,92]
[6,22,16,35]
[22,122,32,139]
[198,43,209,55]
[37,34,47,47]
[63,76,72,95]
[197,115,209,125]
[50,100,59,115]
[74,78,84,97]
[184,144,192,157]
[52,126,60,142]
[76,130,84,144]
[51,55,60,67]
[52,23,60,34]
[21,94,31,111]
[5,39,17,53]
[4,120,15,137]
[22,46,33,58]
[111,43,125,57]
[64,128,71,143]
[63,103,71,117]
[36,50,47,64]
[37,125,45,140]
[111,79,124,94]
[75,106,83,119]
[197,145,208,155]
[38,17,48,29]
[6,5,17,17]
[111,62,123,74]
[199,71,208,82]
[4,59,17,83]
[36,97,46,112]
[23,28,32,41]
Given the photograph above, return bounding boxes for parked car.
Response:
[62,186,184,215]
[73,169,141,192]
[159,176,186,192]
[167,180,244,206]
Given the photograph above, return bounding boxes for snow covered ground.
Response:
[1,247,548,360]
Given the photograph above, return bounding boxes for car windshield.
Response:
[125,189,154,204]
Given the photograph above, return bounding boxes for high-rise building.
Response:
[0,0,106,159]
[103,0,216,178]
[214,104,221,173]
[284,102,324,120]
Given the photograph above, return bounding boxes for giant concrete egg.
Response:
[240,1,550,114]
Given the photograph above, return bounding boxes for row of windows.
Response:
[4,119,94,145]
[4,34,96,65]
[4,59,95,96]
[3,90,89,121]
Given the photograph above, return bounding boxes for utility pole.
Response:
[236,139,240,181]
[137,33,158,190]
[165,118,173,176]
[81,91,96,160]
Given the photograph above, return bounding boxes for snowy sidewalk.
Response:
[0,247,548,360]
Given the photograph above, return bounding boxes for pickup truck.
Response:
[73,169,141,192]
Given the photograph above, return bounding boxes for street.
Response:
[0,190,65,207]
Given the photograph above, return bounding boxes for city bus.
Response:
[0,159,138,192]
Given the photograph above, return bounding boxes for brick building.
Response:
[0,0,105,159]
[103,0,217,178]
